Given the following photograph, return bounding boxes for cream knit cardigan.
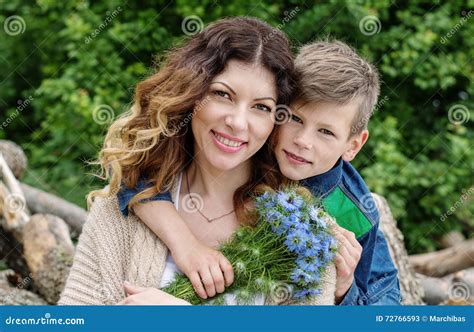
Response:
[59,179,336,305]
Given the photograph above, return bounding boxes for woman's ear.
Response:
[342,130,369,162]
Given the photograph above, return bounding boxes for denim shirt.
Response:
[117,159,402,305]
[301,158,401,305]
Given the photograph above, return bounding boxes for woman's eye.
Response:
[320,128,335,136]
[291,114,303,124]
[213,90,230,99]
[255,104,272,112]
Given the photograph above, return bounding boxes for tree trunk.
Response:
[372,193,425,305]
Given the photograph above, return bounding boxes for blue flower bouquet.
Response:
[162,186,337,304]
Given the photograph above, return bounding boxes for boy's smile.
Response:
[275,99,368,181]
[282,149,312,165]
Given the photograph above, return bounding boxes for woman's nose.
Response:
[224,105,248,132]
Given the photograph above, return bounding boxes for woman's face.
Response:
[191,60,277,172]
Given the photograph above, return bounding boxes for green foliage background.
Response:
[1,0,472,254]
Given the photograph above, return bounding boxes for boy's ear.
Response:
[342,130,369,162]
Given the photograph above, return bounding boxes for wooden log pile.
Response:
[373,195,473,305]
[409,231,474,305]
[0,140,86,304]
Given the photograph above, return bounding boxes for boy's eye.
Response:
[291,114,303,124]
[213,90,231,99]
[319,128,335,136]
[255,104,272,112]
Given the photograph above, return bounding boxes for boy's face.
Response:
[275,99,368,181]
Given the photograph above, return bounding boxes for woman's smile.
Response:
[211,130,247,153]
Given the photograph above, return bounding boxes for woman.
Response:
[59,17,336,305]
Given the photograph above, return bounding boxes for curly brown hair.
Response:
[89,17,297,224]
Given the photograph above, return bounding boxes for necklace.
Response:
[185,171,235,223]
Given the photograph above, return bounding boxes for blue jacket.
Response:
[301,158,401,305]
[117,159,402,305]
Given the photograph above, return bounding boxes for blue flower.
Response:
[293,287,322,300]
[309,206,328,229]
[290,268,313,284]
[264,200,276,211]
[293,288,310,299]
[284,228,310,253]
[277,192,298,212]
[293,219,311,234]
[266,209,282,221]
[276,191,290,204]
[301,237,322,258]
[296,256,319,273]
[291,195,304,208]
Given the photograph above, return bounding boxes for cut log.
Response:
[417,268,474,305]
[0,269,47,305]
[0,154,29,231]
[372,193,425,305]
[409,238,474,277]
[1,157,75,304]
[20,182,86,236]
[0,220,30,277]
[440,231,465,249]
[22,214,75,304]
[0,140,27,179]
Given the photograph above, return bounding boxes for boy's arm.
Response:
[116,181,234,299]
[337,225,401,305]
[134,201,234,299]
[116,179,173,216]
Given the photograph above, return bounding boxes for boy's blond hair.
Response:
[294,40,380,136]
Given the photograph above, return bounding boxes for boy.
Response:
[118,40,401,305]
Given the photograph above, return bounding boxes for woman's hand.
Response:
[118,281,191,305]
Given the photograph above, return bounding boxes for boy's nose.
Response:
[294,131,312,150]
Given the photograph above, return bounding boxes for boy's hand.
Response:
[333,225,362,304]
[171,237,234,299]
